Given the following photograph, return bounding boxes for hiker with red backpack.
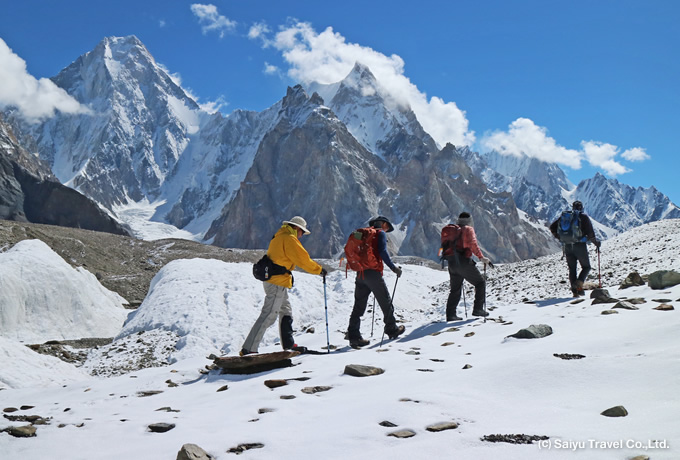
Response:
[241,216,327,356]
[549,201,601,297]
[344,216,405,349]
[441,212,492,320]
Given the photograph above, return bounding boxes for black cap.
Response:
[572,201,583,211]
[368,216,394,232]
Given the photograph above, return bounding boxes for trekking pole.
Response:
[482,266,486,323]
[462,281,468,319]
[380,276,400,348]
[323,274,330,354]
[597,247,602,288]
[370,296,376,337]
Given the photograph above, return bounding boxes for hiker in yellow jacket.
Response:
[241,216,327,355]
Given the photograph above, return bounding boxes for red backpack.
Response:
[440,224,465,258]
[344,227,383,275]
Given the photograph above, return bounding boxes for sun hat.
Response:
[368,215,394,233]
[283,216,311,234]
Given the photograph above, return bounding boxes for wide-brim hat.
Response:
[368,215,394,233]
[283,216,310,234]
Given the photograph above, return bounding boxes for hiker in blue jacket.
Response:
[549,201,601,296]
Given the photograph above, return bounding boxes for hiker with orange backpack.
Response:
[344,216,405,349]
[441,212,492,320]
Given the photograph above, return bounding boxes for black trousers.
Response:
[347,270,397,339]
[446,257,485,316]
[565,243,591,287]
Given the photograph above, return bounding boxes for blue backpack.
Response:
[557,210,586,244]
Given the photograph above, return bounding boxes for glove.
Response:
[593,240,601,249]
[320,268,328,277]
[481,257,492,268]
[392,266,402,278]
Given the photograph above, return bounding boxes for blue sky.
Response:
[1,0,678,204]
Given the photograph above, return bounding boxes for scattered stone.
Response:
[629,456,650,460]
[426,421,459,432]
[613,301,639,310]
[620,272,645,289]
[654,304,674,311]
[406,350,420,355]
[591,288,618,304]
[3,414,49,424]
[441,342,455,347]
[217,385,229,392]
[481,434,549,444]
[553,353,585,360]
[507,324,553,339]
[156,407,180,413]
[177,443,214,460]
[264,379,288,389]
[627,298,647,304]
[648,270,680,289]
[379,421,398,427]
[417,369,434,372]
[446,327,460,332]
[19,405,35,410]
[301,386,332,394]
[280,395,296,400]
[258,408,275,414]
[148,423,175,433]
[399,398,420,403]
[388,429,416,438]
[430,358,444,362]
[464,332,475,337]
[137,390,163,397]
[462,364,473,369]
[5,425,37,437]
[227,443,264,454]
[601,405,628,417]
[601,310,619,315]
[570,298,585,305]
[3,407,18,413]
[651,298,672,303]
[165,379,178,387]
[343,364,385,377]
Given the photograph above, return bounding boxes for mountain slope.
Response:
[0,115,130,235]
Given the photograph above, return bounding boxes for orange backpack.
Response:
[344,227,383,275]
[440,224,465,258]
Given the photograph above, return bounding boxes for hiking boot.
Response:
[349,337,370,349]
[447,314,462,321]
[472,309,489,317]
[386,325,406,340]
[239,348,255,357]
[291,344,308,353]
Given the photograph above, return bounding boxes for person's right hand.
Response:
[392,266,402,278]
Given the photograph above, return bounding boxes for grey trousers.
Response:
[242,282,293,353]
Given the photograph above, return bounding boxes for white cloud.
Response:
[621,146,650,162]
[481,118,583,169]
[190,4,236,38]
[581,141,631,176]
[262,22,474,147]
[481,118,646,176]
[0,38,91,123]
[248,22,271,45]
[263,62,279,75]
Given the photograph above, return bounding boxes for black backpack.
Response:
[252,255,291,281]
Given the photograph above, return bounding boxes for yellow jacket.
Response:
[267,224,323,288]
